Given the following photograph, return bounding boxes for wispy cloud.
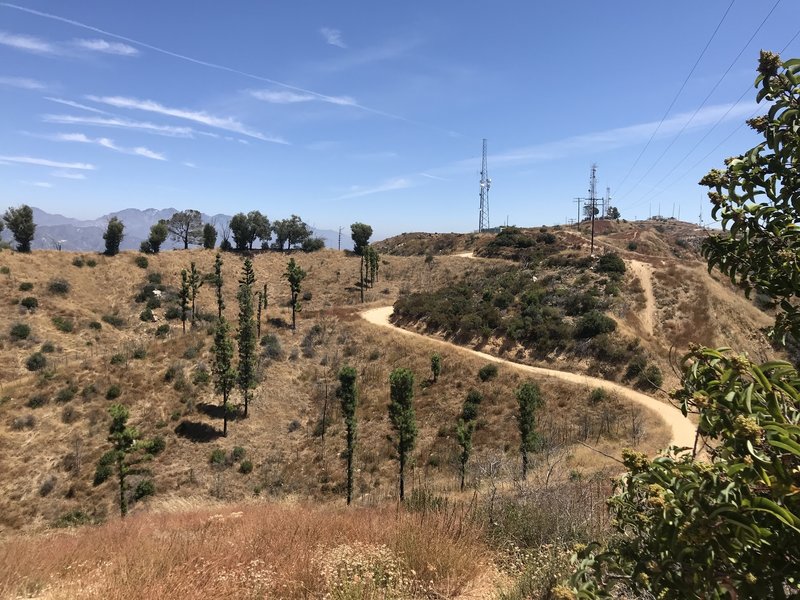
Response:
[249,88,356,107]
[0,4,428,128]
[51,132,166,160]
[73,38,138,56]
[420,172,449,181]
[333,177,411,200]
[22,180,54,188]
[349,151,398,160]
[0,155,95,170]
[0,76,46,90]
[43,114,195,137]
[182,161,197,168]
[44,97,111,114]
[320,27,346,48]
[51,169,86,179]
[85,95,287,143]
[0,30,55,54]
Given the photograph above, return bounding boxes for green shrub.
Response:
[147,272,162,285]
[140,307,154,322]
[93,451,116,485]
[301,237,325,252]
[25,352,47,371]
[54,510,92,528]
[132,346,147,360]
[18,281,33,291]
[27,393,48,408]
[56,384,77,403]
[10,323,30,341]
[86,258,97,268]
[134,255,149,269]
[105,384,121,400]
[164,305,181,320]
[625,354,647,380]
[20,296,38,310]
[589,388,607,404]
[110,353,126,365]
[101,314,125,328]
[232,446,246,462]
[627,241,638,251]
[72,256,85,268]
[88,320,102,330]
[575,311,616,338]
[41,342,56,353]
[145,295,161,310]
[0,266,8,275]
[239,459,253,474]
[192,366,210,386]
[596,252,626,274]
[52,316,75,333]
[155,324,170,338]
[142,436,166,456]
[134,479,155,500]
[47,278,71,295]
[261,334,283,359]
[637,364,663,390]
[209,448,226,465]
[478,363,498,382]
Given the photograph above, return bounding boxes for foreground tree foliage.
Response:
[141,220,168,253]
[107,403,139,517]
[283,257,306,330]
[569,51,800,600]
[202,222,217,249]
[237,259,258,417]
[337,365,358,505]
[3,204,35,252]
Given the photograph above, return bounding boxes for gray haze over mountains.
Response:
[3,207,351,252]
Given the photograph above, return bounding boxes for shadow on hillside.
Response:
[196,402,244,421]
[174,419,222,442]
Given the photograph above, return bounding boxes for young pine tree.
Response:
[516,381,543,480]
[337,366,358,505]
[237,258,258,418]
[456,389,482,491]
[212,317,237,436]
[283,258,306,330]
[179,269,190,334]
[431,353,442,383]
[213,253,225,318]
[107,403,139,517]
[388,367,417,501]
[351,222,373,303]
[188,261,203,324]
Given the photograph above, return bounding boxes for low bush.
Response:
[86,258,97,268]
[637,364,663,390]
[11,414,35,430]
[102,314,125,328]
[261,334,283,359]
[26,352,47,371]
[20,296,38,310]
[209,448,226,466]
[52,316,75,333]
[142,436,166,456]
[47,278,71,295]
[27,393,48,408]
[41,342,56,353]
[134,255,149,269]
[10,323,30,341]
[134,479,155,500]
[56,384,77,403]
[239,459,253,474]
[140,308,154,322]
[478,363,498,382]
[88,320,102,330]
[110,353,126,365]
[155,324,170,338]
[132,346,147,360]
[232,446,246,462]
[71,256,85,268]
[575,311,616,339]
[164,305,181,320]
[147,272,162,285]
[18,281,33,291]
[105,384,121,400]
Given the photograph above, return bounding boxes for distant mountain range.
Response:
[0,207,351,252]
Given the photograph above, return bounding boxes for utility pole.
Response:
[573,198,583,229]
[588,164,598,256]
[478,139,491,232]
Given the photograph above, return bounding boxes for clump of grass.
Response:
[47,278,71,295]
[20,296,38,310]
[10,323,30,341]
[52,316,74,333]
[18,282,33,291]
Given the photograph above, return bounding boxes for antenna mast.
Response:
[589,163,598,256]
[478,139,491,232]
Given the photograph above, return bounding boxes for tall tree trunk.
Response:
[223,392,228,437]
[360,254,364,303]
[291,294,297,330]
[460,461,466,492]
[256,292,262,339]
[522,451,528,480]
[243,390,248,418]
[399,453,405,501]
[346,427,354,506]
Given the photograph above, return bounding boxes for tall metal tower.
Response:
[588,164,599,255]
[478,139,491,232]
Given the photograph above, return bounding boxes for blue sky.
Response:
[0,1,798,239]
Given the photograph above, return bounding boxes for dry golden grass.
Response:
[0,502,488,599]
[0,247,665,534]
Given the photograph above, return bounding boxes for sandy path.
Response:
[453,251,477,259]
[629,260,656,337]
[360,306,696,449]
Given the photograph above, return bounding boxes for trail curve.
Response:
[360,306,696,450]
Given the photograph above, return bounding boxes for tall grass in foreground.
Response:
[0,502,487,599]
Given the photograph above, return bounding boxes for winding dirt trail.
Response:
[453,251,478,259]
[629,259,656,337]
[360,306,696,449]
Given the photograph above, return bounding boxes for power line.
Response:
[617,0,782,203]
[621,21,800,213]
[613,0,736,195]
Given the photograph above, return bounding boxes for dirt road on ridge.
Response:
[629,260,656,337]
[360,306,696,449]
